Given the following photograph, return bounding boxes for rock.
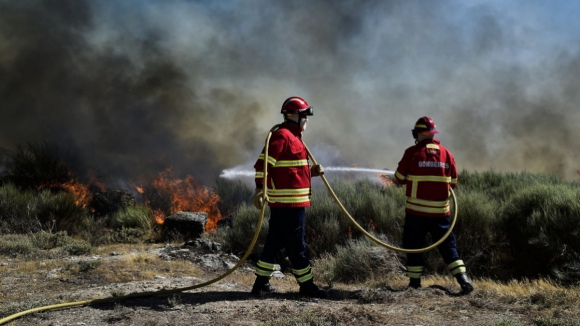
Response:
[163,212,207,241]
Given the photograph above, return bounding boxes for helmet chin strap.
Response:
[284,114,307,131]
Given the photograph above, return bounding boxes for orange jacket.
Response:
[395,138,457,217]
[254,122,311,208]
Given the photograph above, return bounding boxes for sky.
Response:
[1,0,579,188]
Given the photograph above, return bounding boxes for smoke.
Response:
[1,0,579,187]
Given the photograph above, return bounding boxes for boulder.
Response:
[163,211,207,241]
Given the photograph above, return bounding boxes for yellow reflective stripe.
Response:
[406,202,450,214]
[257,260,276,271]
[395,170,406,180]
[274,159,308,167]
[447,260,465,270]
[411,180,418,198]
[426,143,440,149]
[268,196,310,204]
[407,266,424,272]
[407,197,449,207]
[451,178,458,184]
[292,265,311,275]
[450,266,466,275]
[255,172,264,178]
[255,269,274,277]
[415,123,427,128]
[297,273,313,283]
[407,175,451,182]
[258,153,265,160]
[267,156,277,165]
[407,272,422,278]
[269,188,310,196]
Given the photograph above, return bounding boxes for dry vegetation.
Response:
[2,242,580,326]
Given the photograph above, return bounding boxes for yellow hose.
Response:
[303,143,458,254]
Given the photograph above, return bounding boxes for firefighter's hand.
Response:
[311,164,324,177]
[252,189,264,210]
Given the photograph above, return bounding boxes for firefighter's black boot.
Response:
[455,273,474,295]
[251,276,276,296]
[408,278,422,289]
[299,280,327,298]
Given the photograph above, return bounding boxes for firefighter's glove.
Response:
[311,164,324,177]
[253,188,265,210]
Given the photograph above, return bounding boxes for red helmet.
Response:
[280,96,313,116]
[412,116,439,139]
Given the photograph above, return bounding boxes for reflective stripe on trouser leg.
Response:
[406,265,424,279]
[255,260,275,277]
[292,265,313,283]
[447,260,466,276]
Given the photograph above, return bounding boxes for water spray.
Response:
[219,166,394,179]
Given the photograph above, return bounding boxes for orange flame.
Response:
[378,174,395,187]
[140,168,222,231]
[62,180,92,207]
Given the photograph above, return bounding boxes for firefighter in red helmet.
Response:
[395,116,474,294]
[251,96,327,298]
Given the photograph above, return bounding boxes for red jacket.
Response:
[254,122,311,208]
[395,138,458,217]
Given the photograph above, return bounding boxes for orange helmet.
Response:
[280,96,313,116]
[412,116,439,139]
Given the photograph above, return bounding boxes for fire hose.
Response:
[0,124,456,324]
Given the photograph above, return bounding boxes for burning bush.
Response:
[2,142,84,194]
[136,168,222,232]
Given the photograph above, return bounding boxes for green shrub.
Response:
[327,238,401,284]
[426,189,500,277]
[35,190,90,235]
[499,183,580,283]
[109,205,153,232]
[306,180,406,256]
[0,234,39,258]
[0,232,92,258]
[0,183,90,236]
[216,178,253,216]
[218,204,268,257]
[214,170,580,283]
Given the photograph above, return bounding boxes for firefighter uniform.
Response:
[251,96,326,298]
[395,117,473,293]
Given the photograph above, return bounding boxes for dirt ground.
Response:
[3,279,524,326]
[1,245,578,326]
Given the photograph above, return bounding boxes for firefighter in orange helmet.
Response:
[395,116,474,294]
[250,96,327,298]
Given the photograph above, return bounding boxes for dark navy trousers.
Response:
[402,213,460,266]
[259,207,310,270]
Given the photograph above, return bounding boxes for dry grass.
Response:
[2,245,580,325]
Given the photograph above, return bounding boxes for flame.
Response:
[139,168,222,231]
[62,179,92,207]
[378,173,395,187]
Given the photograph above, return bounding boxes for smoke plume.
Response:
[1,0,579,187]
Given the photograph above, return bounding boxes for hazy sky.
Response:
[1,0,579,187]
